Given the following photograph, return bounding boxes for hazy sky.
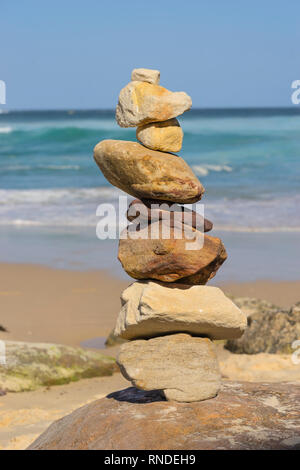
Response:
[1,0,299,110]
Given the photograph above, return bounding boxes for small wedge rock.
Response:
[114,281,247,340]
[94,140,204,203]
[136,118,183,152]
[117,334,221,402]
[116,81,192,127]
[127,198,213,232]
[131,68,160,85]
[118,222,227,284]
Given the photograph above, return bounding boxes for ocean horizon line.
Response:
[1,106,300,115]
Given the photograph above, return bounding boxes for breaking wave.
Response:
[192,164,233,176]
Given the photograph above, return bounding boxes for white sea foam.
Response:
[0,126,12,134]
[1,165,31,171]
[0,187,299,231]
[1,164,81,172]
[38,165,81,170]
[0,186,122,205]
[192,164,232,176]
[1,119,120,134]
[11,219,44,226]
[212,225,300,233]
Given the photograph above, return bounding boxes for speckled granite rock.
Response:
[28,381,300,450]
[226,299,300,354]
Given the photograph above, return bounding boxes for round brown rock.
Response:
[118,222,227,284]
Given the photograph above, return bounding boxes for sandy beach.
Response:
[0,263,128,347]
[1,262,300,450]
[1,263,299,347]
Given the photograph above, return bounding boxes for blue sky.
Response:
[1,0,299,110]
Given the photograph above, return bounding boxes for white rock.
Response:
[114,281,247,340]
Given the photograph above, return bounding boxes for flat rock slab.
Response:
[226,299,300,354]
[28,381,300,450]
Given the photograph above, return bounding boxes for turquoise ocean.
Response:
[0,108,299,281]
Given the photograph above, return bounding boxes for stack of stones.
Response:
[94,68,247,402]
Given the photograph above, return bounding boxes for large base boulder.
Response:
[28,382,300,450]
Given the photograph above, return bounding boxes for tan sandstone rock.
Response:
[114,281,247,340]
[94,140,204,203]
[116,81,192,127]
[127,198,213,232]
[131,68,160,84]
[28,382,300,450]
[136,118,183,152]
[117,334,221,402]
[118,222,227,284]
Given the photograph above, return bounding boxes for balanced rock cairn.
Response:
[94,68,247,402]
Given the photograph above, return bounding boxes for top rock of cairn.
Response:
[131,68,160,84]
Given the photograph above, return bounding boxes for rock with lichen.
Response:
[0,341,116,392]
[226,298,300,354]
